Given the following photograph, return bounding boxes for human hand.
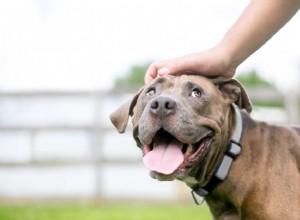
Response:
[144,46,237,84]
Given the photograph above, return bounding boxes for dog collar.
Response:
[191,105,243,205]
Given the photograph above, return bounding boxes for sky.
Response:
[0,0,299,91]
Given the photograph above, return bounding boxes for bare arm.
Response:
[145,0,300,84]
[220,0,300,69]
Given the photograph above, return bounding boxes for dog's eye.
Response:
[146,88,156,96]
[191,88,201,98]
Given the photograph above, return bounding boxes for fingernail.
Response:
[158,67,169,76]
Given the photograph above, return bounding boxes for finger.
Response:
[157,67,170,76]
[158,62,185,77]
[144,64,158,84]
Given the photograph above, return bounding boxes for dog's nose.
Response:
[150,96,177,117]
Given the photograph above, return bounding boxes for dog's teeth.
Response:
[186,145,194,154]
[150,171,156,179]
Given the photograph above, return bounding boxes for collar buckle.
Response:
[227,142,241,159]
[191,189,207,205]
[214,143,241,180]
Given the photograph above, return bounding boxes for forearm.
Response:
[219,0,300,69]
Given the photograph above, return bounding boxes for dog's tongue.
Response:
[143,138,184,175]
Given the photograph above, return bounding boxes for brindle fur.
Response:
[110,75,300,220]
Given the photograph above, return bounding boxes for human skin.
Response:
[144,0,300,84]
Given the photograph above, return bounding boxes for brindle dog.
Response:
[110,75,300,220]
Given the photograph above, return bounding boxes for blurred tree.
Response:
[113,62,149,90]
[236,70,275,88]
[112,64,297,114]
[113,63,275,91]
[237,70,281,107]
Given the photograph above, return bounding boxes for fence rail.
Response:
[0,88,299,201]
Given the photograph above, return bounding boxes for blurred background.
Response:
[0,0,299,219]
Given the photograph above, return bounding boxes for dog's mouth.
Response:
[142,129,213,176]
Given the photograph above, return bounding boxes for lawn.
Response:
[0,203,212,220]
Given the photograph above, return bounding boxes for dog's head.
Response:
[110,75,251,186]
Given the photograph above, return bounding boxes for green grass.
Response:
[0,203,212,220]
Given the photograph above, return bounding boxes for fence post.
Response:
[284,91,299,124]
[92,91,104,201]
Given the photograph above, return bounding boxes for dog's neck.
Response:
[191,104,243,204]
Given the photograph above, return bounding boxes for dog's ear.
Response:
[110,87,144,133]
[212,77,252,113]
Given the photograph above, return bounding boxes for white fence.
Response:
[0,90,179,202]
[0,88,299,202]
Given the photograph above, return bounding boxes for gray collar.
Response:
[191,105,243,204]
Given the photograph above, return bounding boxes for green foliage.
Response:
[0,203,212,220]
[113,64,278,107]
[236,70,283,107]
[114,63,274,90]
[114,63,149,90]
[236,70,274,88]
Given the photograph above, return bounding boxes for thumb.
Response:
[145,64,160,84]
[157,67,170,76]
[157,61,183,76]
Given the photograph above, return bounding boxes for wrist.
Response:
[214,43,238,78]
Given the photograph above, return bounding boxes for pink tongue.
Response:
[143,138,184,175]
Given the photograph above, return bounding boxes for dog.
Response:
[110,75,300,219]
